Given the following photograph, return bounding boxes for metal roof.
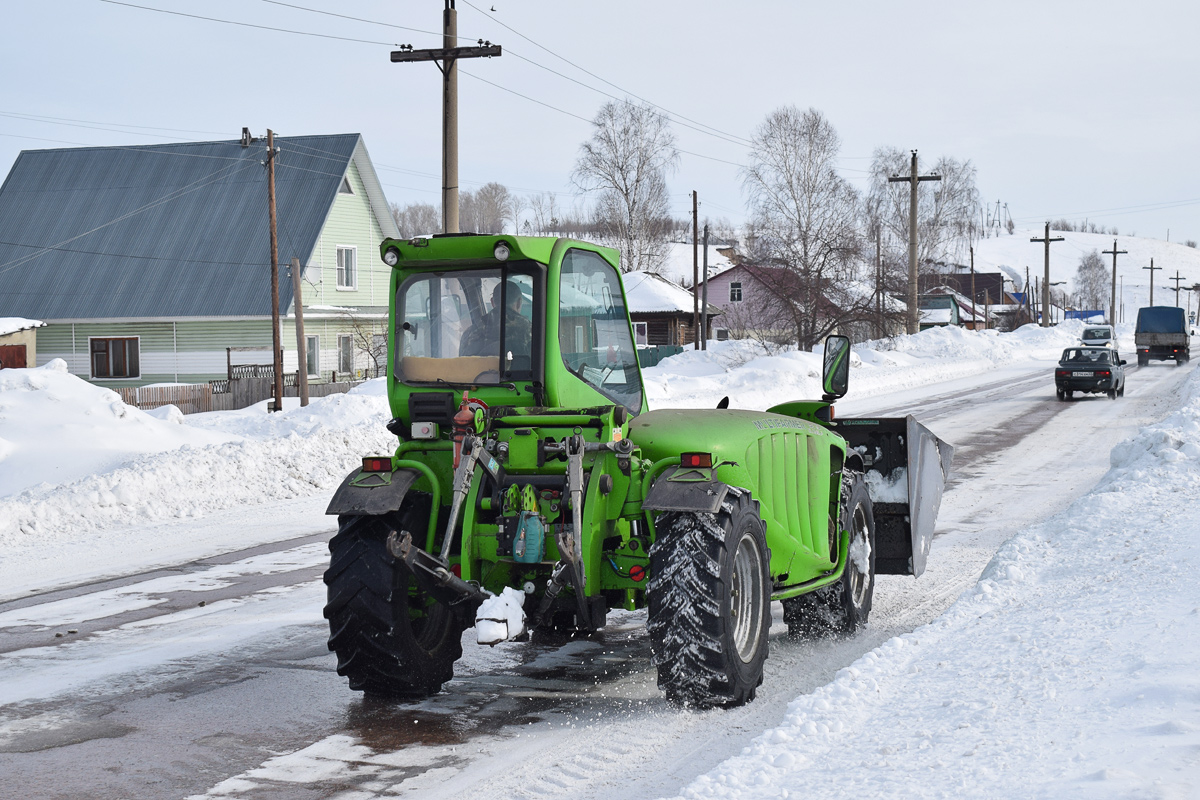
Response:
[0,133,398,320]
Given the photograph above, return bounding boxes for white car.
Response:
[1080,324,1115,348]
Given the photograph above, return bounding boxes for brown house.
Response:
[623,271,720,346]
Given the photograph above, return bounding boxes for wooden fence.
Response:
[118,375,364,415]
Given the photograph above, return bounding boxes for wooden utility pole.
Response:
[1144,258,1161,305]
[970,245,976,330]
[266,129,284,413]
[390,2,501,233]
[1102,239,1127,325]
[290,257,310,407]
[1025,265,1032,322]
[701,223,709,350]
[1030,222,1064,326]
[692,190,699,350]
[889,150,941,334]
[984,288,991,330]
[1170,270,1186,307]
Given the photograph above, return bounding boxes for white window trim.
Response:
[729,281,743,303]
[336,245,358,291]
[633,321,648,346]
[337,334,354,374]
[338,175,354,194]
[88,335,141,380]
[306,334,320,377]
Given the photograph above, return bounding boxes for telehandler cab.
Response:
[324,233,952,707]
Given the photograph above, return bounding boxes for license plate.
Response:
[1071,371,1091,377]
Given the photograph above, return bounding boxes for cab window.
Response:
[558,249,643,413]
[395,267,536,385]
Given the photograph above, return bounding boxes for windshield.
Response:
[558,249,643,413]
[395,266,537,385]
[1082,328,1110,340]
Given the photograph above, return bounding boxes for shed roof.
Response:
[623,271,719,315]
[0,134,397,321]
[0,317,44,336]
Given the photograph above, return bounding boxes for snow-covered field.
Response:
[2,319,1198,797]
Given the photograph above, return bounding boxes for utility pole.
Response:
[290,257,310,407]
[1030,222,1064,327]
[1144,258,1161,305]
[1102,239,1127,326]
[390,2,501,233]
[692,191,699,350]
[970,245,976,330]
[701,223,709,350]
[1170,270,1186,307]
[266,129,284,413]
[889,150,941,334]
[1025,266,1032,323]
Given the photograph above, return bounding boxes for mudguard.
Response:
[325,467,421,516]
[642,465,731,514]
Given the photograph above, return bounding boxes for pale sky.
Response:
[3,0,1199,246]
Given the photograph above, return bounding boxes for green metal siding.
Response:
[302,161,391,310]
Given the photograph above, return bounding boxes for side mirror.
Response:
[1119,359,1127,365]
[822,335,851,400]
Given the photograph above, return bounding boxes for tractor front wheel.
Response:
[647,490,770,708]
[783,472,876,636]
[323,499,465,698]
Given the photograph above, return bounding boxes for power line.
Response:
[0,110,229,138]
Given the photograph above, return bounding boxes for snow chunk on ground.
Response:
[476,586,527,645]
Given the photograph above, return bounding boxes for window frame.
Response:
[729,281,743,302]
[89,336,141,380]
[305,334,320,377]
[633,321,648,346]
[336,245,357,291]
[337,334,354,375]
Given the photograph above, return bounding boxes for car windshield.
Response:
[1062,348,1111,365]
[395,265,538,385]
[1082,328,1110,340]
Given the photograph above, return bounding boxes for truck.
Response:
[323,234,953,707]
[1134,306,1191,366]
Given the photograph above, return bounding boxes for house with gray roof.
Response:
[0,133,398,387]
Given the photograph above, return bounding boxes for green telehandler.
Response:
[324,233,953,707]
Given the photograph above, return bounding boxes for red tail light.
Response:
[681,452,713,469]
[1056,370,1069,377]
[1096,370,1111,377]
[361,456,392,472]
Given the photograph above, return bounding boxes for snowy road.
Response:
[0,358,1193,799]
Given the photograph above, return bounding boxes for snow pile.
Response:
[0,360,237,496]
[667,372,1200,799]
[646,322,1088,410]
[0,366,393,547]
[0,317,44,336]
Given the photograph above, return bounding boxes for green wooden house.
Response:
[0,133,399,388]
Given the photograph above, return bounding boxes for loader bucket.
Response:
[833,415,954,577]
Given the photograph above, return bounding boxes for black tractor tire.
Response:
[782,472,876,637]
[647,489,770,708]
[323,498,465,698]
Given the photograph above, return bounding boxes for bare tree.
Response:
[572,100,679,273]
[868,147,981,271]
[741,106,868,350]
[339,311,388,378]
[1074,249,1108,311]
[390,202,440,238]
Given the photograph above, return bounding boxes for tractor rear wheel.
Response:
[647,489,770,708]
[783,472,876,636]
[323,498,465,698]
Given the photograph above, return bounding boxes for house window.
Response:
[729,281,743,302]
[90,337,140,379]
[306,335,319,377]
[716,328,730,341]
[338,335,353,375]
[633,321,648,346]
[338,176,353,194]
[336,246,357,290]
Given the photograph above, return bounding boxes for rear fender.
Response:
[642,465,731,514]
[326,467,421,516]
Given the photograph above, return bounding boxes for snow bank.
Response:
[646,322,1087,410]
[0,371,393,547]
[667,371,1200,799]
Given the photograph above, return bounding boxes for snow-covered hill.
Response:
[974,229,1200,318]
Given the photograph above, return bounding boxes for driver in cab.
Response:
[459,280,531,359]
